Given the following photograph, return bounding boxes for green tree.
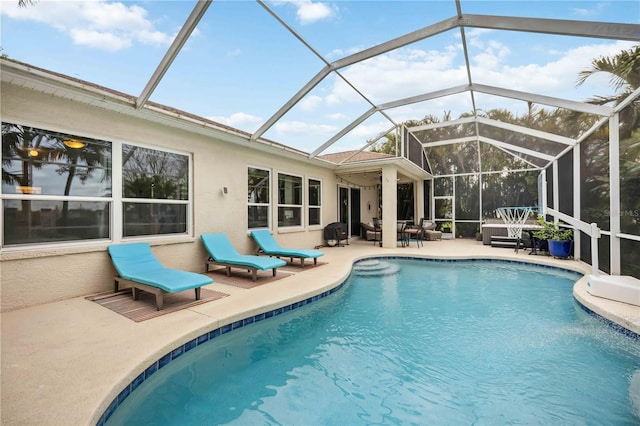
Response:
[370,132,397,155]
[578,45,640,276]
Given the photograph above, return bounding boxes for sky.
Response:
[1,0,638,154]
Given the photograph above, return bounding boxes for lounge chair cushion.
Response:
[107,243,212,293]
[251,230,324,259]
[201,233,286,270]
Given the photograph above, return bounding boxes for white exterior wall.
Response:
[360,186,379,225]
[0,83,338,311]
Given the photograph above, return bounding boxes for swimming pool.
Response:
[104,258,640,425]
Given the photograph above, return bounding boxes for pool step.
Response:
[353,260,400,276]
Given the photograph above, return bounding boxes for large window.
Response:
[248,167,270,229]
[308,178,322,227]
[2,123,111,246]
[122,144,189,237]
[278,172,302,228]
[1,122,193,247]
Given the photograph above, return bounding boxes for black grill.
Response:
[323,222,349,247]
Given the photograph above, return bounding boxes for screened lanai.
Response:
[1,0,639,278]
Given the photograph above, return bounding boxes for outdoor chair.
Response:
[405,218,425,247]
[107,242,213,310]
[372,218,383,245]
[360,222,379,241]
[422,220,443,241]
[201,233,286,281]
[251,229,324,267]
[397,222,410,247]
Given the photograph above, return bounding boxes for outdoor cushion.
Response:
[251,229,324,259]
[200,233,286,270]
[107,243,212,293]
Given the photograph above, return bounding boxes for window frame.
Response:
[247,165,271,230]
[307,177,322,229]
[1,122,114,249]
[120,142,192,239]
[277,171,304,230]
[0,121,194,250]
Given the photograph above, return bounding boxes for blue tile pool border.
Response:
[95,256,632,425]
[575,301,639,340]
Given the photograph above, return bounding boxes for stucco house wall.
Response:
[0,83,339,312]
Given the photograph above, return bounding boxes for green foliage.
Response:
[370,133,396,155]
[533,216,574,241]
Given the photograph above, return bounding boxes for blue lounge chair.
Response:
[200,233,287,281]
[107,242,213,310]
[250,229,324,267]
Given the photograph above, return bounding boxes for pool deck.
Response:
[1,238,638,425]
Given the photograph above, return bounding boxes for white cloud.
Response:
[208,112,263,129]
[274,120,338,136]
[317,34,635,124]
[327,45,462,105]
[1,0,174,51]
[68,28,131,51]
[572,2,606,17]
[327,112,347,120]
[271,0,337,24]
[473,40,636,99]
[350,120,392,139]
[300,95,323,111]
[472,40,511,71]
[295,1,336,24]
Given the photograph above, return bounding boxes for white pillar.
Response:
[552,160,559,222]
[381,166,398,248]
[415,179,424,221]
[573,144,581,260]
[609,114,621,274]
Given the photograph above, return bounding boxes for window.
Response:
[122,144,189,237]
[1,123,112,246]
[248,167,270,229]
[308,178,322,226]
[278,173,302,227]
[1,122,193,247]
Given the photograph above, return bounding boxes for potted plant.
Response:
[533,216,574,258]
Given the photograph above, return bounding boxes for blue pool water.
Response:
[106,259,640,425]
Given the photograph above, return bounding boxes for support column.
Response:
[609,114,621,274]
[573,144,581,260]
[381,166,398,248]
[552,160,559,221]
[415,179,424,221]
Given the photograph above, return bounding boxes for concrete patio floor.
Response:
[1,238,638,425]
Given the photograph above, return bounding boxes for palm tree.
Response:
[370,132,397,155]
[577,45,640,138]
[577,46,640,276]
[577,46,640,97]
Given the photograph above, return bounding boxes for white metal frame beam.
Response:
[136,0,212,109]
[408,117,476,132]
[478,136,555,161]
[475,116,577,146]
[470,84,612,116]
[310,107,378,158]
[248,6,630,154]
[461,14,640,41]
